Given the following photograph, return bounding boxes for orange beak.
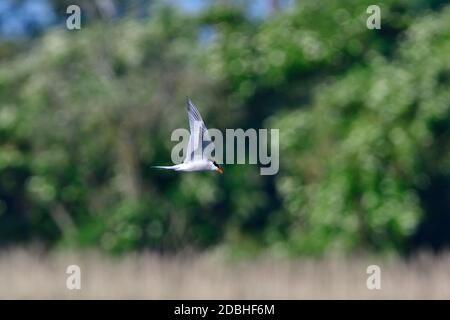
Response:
[217,167,224,174]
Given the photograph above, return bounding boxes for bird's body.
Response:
[153,99,223,174]
[153,160,215,172]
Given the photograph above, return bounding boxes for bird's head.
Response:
[210,160,224,174]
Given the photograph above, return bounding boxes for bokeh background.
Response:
[0,0,449,298]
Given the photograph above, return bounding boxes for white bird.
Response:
[153,99,224,174]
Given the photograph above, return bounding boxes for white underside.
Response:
[156,160,212,172]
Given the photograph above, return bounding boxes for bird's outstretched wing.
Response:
[184,99,214,163]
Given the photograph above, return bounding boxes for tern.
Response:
[153,99,224,174]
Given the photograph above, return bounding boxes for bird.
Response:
[153,98,224,174]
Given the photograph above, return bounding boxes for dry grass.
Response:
[0,248,449,299]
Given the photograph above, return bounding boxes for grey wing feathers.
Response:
[187,99,207,133]
[185,99,214,162]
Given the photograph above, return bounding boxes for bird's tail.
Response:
[152,165,176,170]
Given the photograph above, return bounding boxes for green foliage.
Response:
[271,6,450,254]
[0,1,449,256]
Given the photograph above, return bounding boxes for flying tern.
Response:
[153,99,223,174]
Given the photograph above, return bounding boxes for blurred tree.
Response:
[0,0,449,257]
[271,6,450,255]
[197,0,450,256]
[0,6,233,253]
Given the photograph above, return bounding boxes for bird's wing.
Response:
[184,99,214,163]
